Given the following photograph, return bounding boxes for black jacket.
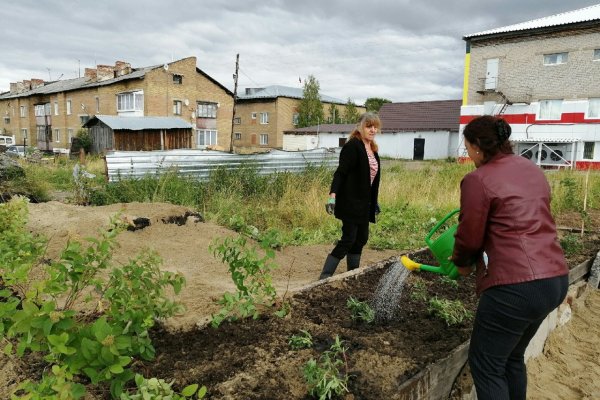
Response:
[330,137,380,224]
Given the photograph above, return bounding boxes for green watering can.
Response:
[401,208,460,280]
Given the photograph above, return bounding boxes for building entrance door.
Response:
[413,138,425,160]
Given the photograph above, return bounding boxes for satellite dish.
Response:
[163,64,169,71]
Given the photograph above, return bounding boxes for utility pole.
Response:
[229,53,239,153]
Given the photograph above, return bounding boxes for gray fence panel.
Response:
[104,148,341,182]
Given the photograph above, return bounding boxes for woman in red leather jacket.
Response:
[451,115,569,400]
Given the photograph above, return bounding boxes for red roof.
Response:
[379,100,462,132]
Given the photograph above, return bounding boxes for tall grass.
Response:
[12,157,600,250]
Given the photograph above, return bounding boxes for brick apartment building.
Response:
[460,4,600,169]
[0,56,233,153]
[234,85,365,150]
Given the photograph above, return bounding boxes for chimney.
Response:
[17,80,31,93]
[114,61,132,76]
[9,83,17,94]
[84,68,97,80]
[30,78,44,89]
[96,64,115,81]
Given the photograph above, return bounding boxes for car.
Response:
[5,145,27,158]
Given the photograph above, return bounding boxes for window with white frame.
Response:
[80,115,90,125]
[260,133,268,145]
[260,112,269,124]
[539,99,562,120]
[173,100,182,115]
[172,74,183,84]
[233,117,241,124]
[95,97,100,113]
[54,129,60,142]
[584,142,595,159]
[594,49,600,61]
[292,113,299,125]
[34,104,45,116]
[68,128,74,143]
[117,91,144,112]
[67,100,72,115]
[543,52,568,65]
[197,102,217,118]
[234,132,241,140]
[20,106,26,117]
[21,128,27,138]
[54,102,59,115]
[251,112,257,119]
[197,129,217,147]
[3,116,9,124]
[587,98,600,119]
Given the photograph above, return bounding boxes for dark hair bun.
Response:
[496,119,511,143]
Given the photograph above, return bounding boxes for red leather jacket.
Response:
[451,152,568,295]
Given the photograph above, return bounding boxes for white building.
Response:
[461,4,600,169]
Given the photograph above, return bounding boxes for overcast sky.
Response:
[0,1,597,104]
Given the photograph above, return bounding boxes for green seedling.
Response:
[346,296,375,323]
[303,335,349,400]
[288,330,313,350]
[428,297,473,326]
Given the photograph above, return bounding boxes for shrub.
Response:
[303,336,349,400]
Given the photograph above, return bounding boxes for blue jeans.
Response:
[469,274,568,400]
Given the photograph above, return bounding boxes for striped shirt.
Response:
[366,148,378,185]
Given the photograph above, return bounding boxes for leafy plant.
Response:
[410,279,429,302]
[560,232,584,256]
[120,374,206,400]
[288,330,313,350]
[428,297,473,326]
[210,235,281,327]
[346,296,375,324]
[0,197,187,399]
[303,336,349,400]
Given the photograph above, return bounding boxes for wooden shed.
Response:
[83,115,193,153]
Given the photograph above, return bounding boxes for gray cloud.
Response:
[0,1,596,103]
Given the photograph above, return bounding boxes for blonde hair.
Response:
[348,112,380,152]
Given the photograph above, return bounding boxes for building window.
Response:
[95,97,100,113]
[251,112,257,119]
[20,106,26,117]
[3,116,9,124]
[260,133,268,145]
[173,100,182,115]
[54,129,60,142]
[173,74,183,84]
[543,52,568,65]
[197,129,217,147]
[583,142,595,159]
[539,99,562,120]
[80,115,90,125]
[259,112,269,124]
[233,117,241,125]
[117,91,144,112]
[292,113,299,125]
[21,128,28,138]
[594,49,600,61]
[587,98,600,119]
[234,132,241,140]
[54,101,59,115]
[34,104,44,116]
[197,102,217,118]
[67,100,72,115]
[68,128,74,143]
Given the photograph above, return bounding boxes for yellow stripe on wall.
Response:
[462,52,470,106]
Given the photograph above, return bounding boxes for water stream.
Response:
[371,260,411,322]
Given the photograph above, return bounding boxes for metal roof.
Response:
[465,4,600,39]
[238,85,345,104]
[378,100,462,132]
[84,115,193,130]
[511,138,579,143]
[284,124,355,135]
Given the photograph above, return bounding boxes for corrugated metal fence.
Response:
[104,148,341,182]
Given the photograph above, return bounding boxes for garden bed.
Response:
[131,251,479,400]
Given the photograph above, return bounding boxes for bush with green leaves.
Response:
[0,197,186,399]
[346,296,375,324]
[303,336,350,400]
[210,235,286,327]
[288,330,313,350]
[428,297,473,326]
[120,374,206,400]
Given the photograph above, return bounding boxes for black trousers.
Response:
[330,220,369,260]
[469,274,568,400]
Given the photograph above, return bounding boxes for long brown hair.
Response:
[348,112,380,153]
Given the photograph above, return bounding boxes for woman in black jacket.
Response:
[319,112,381,280]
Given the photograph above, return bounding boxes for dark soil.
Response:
[130,251,478,400]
